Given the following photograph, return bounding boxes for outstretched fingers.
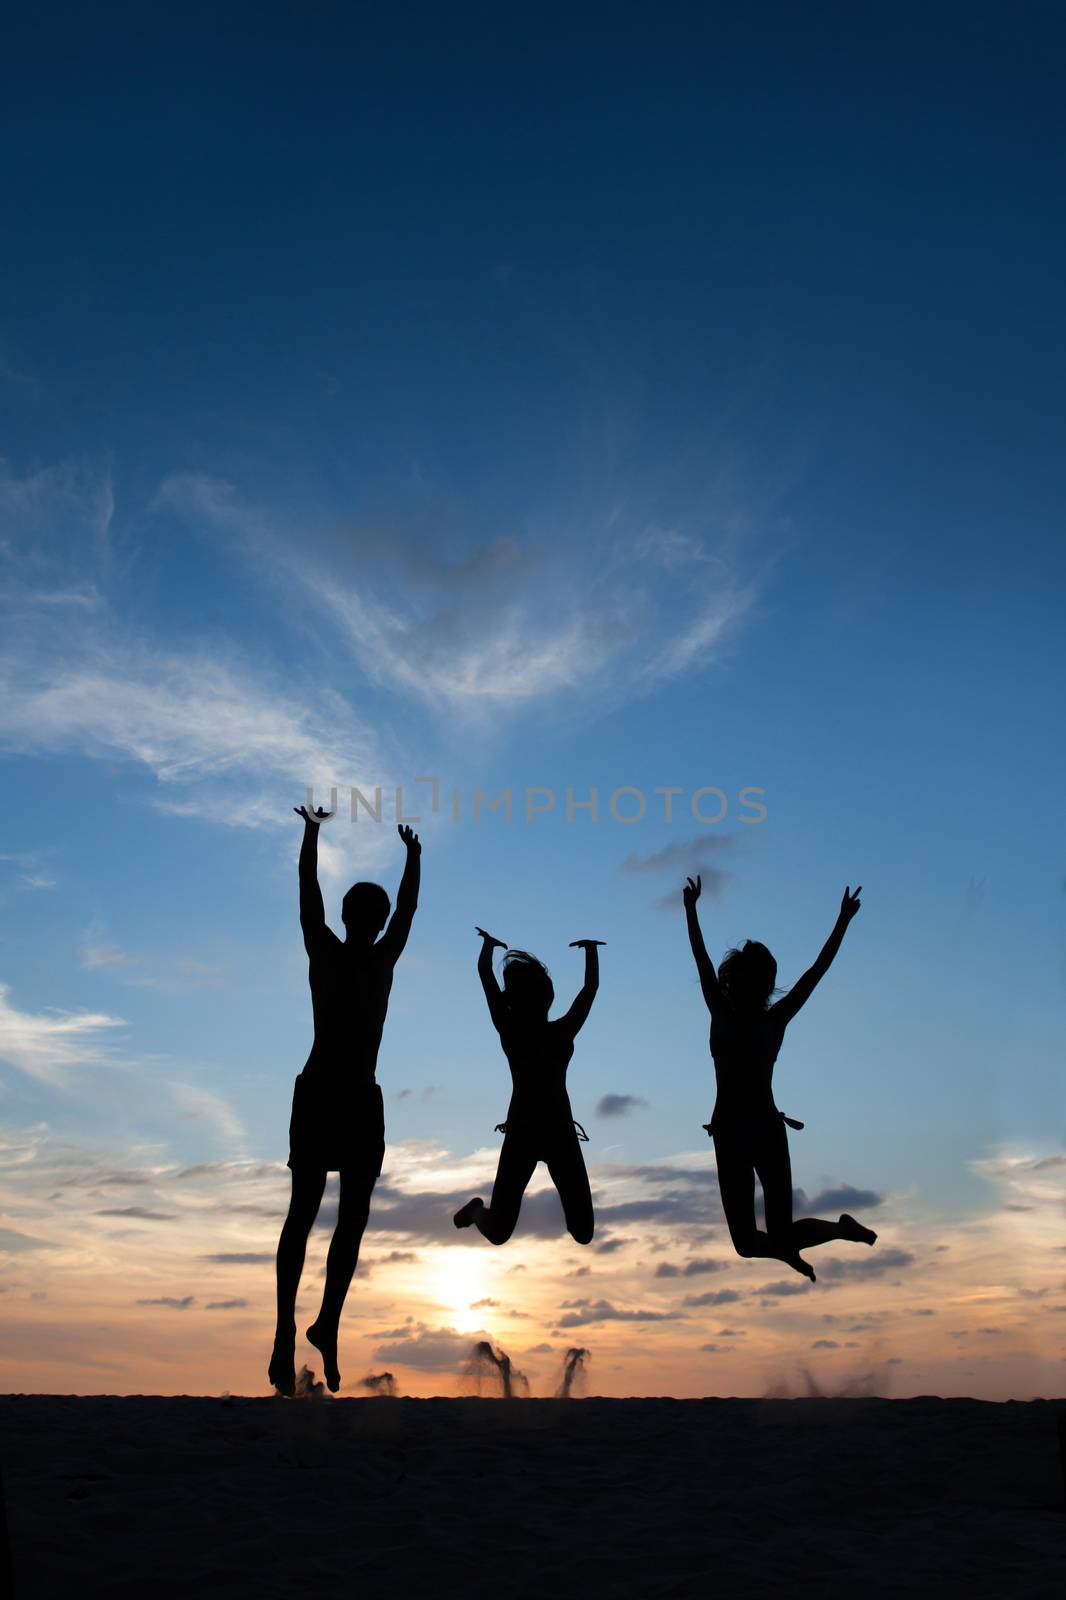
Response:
[294,804,333,824]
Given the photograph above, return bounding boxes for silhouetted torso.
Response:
[709,1003,785,1128]
[499,1016,575,1133]
[304,929,394,1087]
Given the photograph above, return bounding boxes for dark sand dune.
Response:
[2,1396,1064,1598]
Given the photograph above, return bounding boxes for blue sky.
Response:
[1,3,1064,1395]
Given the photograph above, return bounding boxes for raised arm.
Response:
[771,886,861,1026]
[379,825,421,963]
[294,805,330,952]
[559,939,604,1035]
[475,927,508,1031]
[684,876,722,1014]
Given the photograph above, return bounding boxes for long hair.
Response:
[500,949,554,1014]
[718,940,778,1013]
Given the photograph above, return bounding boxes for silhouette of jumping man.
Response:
[454,931,602,1247]
[269,807,421,1395]
[684,877,876,1282]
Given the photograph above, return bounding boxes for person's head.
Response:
[501,950,554,1020]
[341,881,391,943]
[718,940,777,1013]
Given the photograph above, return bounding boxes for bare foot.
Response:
[839,1213,877,1246]
[453,1197,484,1229]
[785,1251,816,1283]
[306,1320,340,1392]
[269,1333,296,1396]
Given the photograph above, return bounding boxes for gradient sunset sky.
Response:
[1,3,1064,1398]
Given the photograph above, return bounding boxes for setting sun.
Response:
[427,1248,494,1333]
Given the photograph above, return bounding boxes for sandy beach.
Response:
[2,1394,1064,1598]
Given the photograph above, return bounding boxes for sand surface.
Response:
[2,1395,1064,1598]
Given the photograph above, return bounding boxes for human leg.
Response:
[791,1212,877,1249]
[270,1165,327,1394]
[545,1129,594,1245]
[454,1133,538,1244]
[307,1152,382,1392]
[713,1133,771,1259]
[755,1123,877,1255]
[755,1124,815,1280]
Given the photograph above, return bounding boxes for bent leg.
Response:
[308,1150,383,1393]
[715,1130,813,1280]
[757,1124,877,1253]
[714,1135,772,1259]
[791,1213,878,1249]
[460,1134,538,1245]
[756,1127,815,1280]
[545,1131,594,1245]
[271,1166,327,1393]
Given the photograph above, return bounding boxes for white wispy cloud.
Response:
[0,976,245,1156]
[80,922,140,973]
[0,458,392,876]
[20,585,103,609]
[79,921,225,992]
[0,853,59,898]
[0,643,368,789]
[0,982,126,1088]
[156,470,757,719]
[0,616,393,876]
[0,455,113,542]
[166,1079,245,1146]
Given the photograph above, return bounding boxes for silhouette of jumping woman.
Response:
[454,931,603,1247]
[684,877,876,1282]
[269,807,420,1395]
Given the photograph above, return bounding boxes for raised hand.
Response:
[398,824,421,854]
[569,940,606,950]
[294,804,333,825]
[475,926,507,950]
[683,875,702,908]
[840,884,862,922]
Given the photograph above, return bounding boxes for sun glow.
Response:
[429,1248,494,1333]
